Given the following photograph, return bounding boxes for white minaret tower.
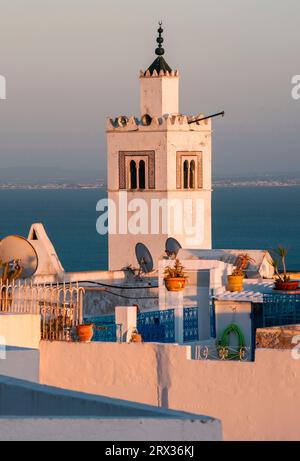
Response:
[106,23,212,270]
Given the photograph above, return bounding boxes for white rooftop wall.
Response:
[28,223,64,277]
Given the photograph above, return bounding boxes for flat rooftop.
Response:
[214,279,277,302]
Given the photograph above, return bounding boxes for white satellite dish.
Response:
[0,235,38,279]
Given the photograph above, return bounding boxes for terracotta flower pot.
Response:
[131,332,143,343]
[76,324,93,343]
[274,280,299,291]
[164,277,186,292]
[227,275,244,292]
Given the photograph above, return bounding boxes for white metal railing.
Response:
[0,280,85,341]
[194,344,252,362]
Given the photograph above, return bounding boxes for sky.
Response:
[0,0,300,178]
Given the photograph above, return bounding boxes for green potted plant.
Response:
[164,258,188,292]
[269,245,299,291]
[227,254,255,292]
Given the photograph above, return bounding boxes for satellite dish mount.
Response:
[165,238,182,259]
[135,243,154,277]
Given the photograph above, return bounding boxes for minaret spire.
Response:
[155,21,165,56]
[144,22,172,76]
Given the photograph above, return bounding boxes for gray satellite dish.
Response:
[165,238,182,258]
[135,243,154,274]
[0,235,38,279]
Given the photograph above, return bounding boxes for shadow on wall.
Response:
[83,285,159,317]
[0,375,222,441]
[0,346,39,383]
[0,374,206,418]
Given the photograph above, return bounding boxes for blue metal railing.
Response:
[86,314,115,325]
[137,309,175,343]
[263,294,300,327]
[210,301,216,339]
[183,307,199,342]
[92,323,122,343]
[84,315,121,342]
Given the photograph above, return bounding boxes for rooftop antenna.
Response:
[165,237,182,259]
[188,111,225,125]
[135,243,154,275]
[0,235,38,279]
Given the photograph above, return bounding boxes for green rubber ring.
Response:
[218,324,246,360]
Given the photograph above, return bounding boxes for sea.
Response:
[0,187,299,271]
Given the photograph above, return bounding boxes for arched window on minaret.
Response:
[130,160,137,189]
[183,160,189,189]
[139,160,146,189]
[190,160,195,189]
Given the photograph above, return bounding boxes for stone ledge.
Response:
[256,325,300,349]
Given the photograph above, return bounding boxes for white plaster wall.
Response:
[106,107,213,270]
[108,190,170,271]
[0,315,40,382]
[107,129,168,270]
[0,418,221,441]
[115,306,137,342]
[0,374,221,441]
[140,76,179,116]
[0,314,40,349]
[166,190,212,251]
[107,131,210,192]
[83,285,159,316]
[166,129,212,191]
[159,259,228,340]
[107,131,168,192]
[0,349,39,382]
[34,270,129,285]
[32,271,159,315]
[40,342,300,441]
[107,128,212,269]
[28,223,64,276]
[214,301,253,349]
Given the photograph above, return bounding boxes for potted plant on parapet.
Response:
[164,259,188,292]
[76,322,94,343]
[269,245,299,291]
[130,328,143,343]
[227,254,255,292]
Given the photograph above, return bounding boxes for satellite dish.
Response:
[0,235,38,279]
[135,243,154,274]
[165,238,182,258]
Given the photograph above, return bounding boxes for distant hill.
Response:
[1,167,300,188]
[214,171,300,181]
[213,172,300,187]
[0,166,106,184]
